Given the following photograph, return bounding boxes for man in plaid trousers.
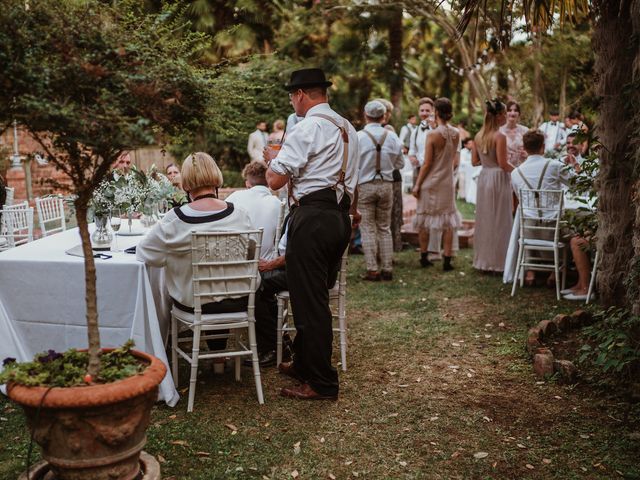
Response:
[356,100,405,281]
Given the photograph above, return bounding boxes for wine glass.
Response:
[110,208,122,251]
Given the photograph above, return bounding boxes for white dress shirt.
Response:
[356,123,404,184]
[408,121,432,165]
[248,129,268,163]
[539,121,567,153]
[398,123,416,150]
[511,154,574,203]
[270,103,359,203]
[225,185,282,260]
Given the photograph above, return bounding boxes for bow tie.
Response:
[550,122,556,126]
[420,121,429,131]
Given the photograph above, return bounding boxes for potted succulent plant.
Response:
[0,1,210,478]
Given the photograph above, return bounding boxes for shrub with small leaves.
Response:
[0,340,145,387]
[579,308,640,386]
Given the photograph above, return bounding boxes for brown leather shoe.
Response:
[380,270,393,281]
[280,383,338,401]
[278,361,305,383]
[361,270,380,281]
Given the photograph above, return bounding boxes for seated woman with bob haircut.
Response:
[137,152,253,352]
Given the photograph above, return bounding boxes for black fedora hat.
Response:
[284,68,333,91]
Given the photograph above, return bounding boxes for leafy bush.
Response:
[221,169,244,188]
[0,340,144,387]
[579,308,640,385]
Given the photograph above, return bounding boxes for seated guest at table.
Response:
[225,161,282,260]
[137,152,252,360]
[562,128,585,170]
[251,219,292,366]
[165,163,181,183]
[113,151,132,173]
[511,130,574,285]
[562,235,593,300]
[512,130,575,202]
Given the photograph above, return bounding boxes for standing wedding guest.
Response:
[137,152,252,366]
[456,119,471,141]
[412,98,462,271]
[538,109,566,154]
[268,119,286,143]
[472,99,513,273]
[499,101,529,167]
[375,97,404,252]
[165,163,181,183]
[226,161,282,260]
[408,97,436,177]
[357,100,404,281]
[247,120,268,163]
[265,67,359,401]
[399,114,417,154]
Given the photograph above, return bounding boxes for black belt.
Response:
[296,187,351,212]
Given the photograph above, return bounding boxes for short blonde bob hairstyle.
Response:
[181,152,224,192]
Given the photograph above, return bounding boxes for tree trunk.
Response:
[76,199,101,377]
[593,0,640,310]
[559,66,568,118]
[388,6,404,117]
[532,34,545,125]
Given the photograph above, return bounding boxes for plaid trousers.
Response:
[358,180,394,272]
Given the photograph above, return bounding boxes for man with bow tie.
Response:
[538,109,567,154]
[408,97,436,179]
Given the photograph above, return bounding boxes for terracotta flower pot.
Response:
[7,349,166,480]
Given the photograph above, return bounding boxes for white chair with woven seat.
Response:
[36,195,66,237]
[0,206,34,251]
[275,245,349,370]
[511,189,567,301]
[170,229,264,412]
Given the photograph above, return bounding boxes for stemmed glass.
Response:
[158,199,169,218]
[110,208,122,252]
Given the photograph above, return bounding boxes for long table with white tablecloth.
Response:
[0,221,178,406]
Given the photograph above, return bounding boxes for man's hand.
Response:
[351,210,362,229]
[409,155,419,167]
[258,259,273,272]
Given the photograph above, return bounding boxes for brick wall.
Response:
[2,127,176,204]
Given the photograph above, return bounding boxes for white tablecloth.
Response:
[502,195,594,284]
[0,221,178,406]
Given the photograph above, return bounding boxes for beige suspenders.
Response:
[362,129,389,180]
[517,160,551,218]
[286,113,351,207]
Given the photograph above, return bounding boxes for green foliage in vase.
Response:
[0,340,144,387]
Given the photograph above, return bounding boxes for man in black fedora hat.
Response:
[265,67,360,400]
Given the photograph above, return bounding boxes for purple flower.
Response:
[38,350,63,364]
[2,357,16,366]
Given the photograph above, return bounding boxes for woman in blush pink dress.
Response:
[472,99,514,273]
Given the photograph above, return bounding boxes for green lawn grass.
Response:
[1,250,638,479]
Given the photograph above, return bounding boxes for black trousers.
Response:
[254,268,288,353]
[286,188,351,396]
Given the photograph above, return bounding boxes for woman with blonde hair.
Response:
[138,152,253,366]
[268,119,286,143]
[472,99,513,272]
[412,97,462,271]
